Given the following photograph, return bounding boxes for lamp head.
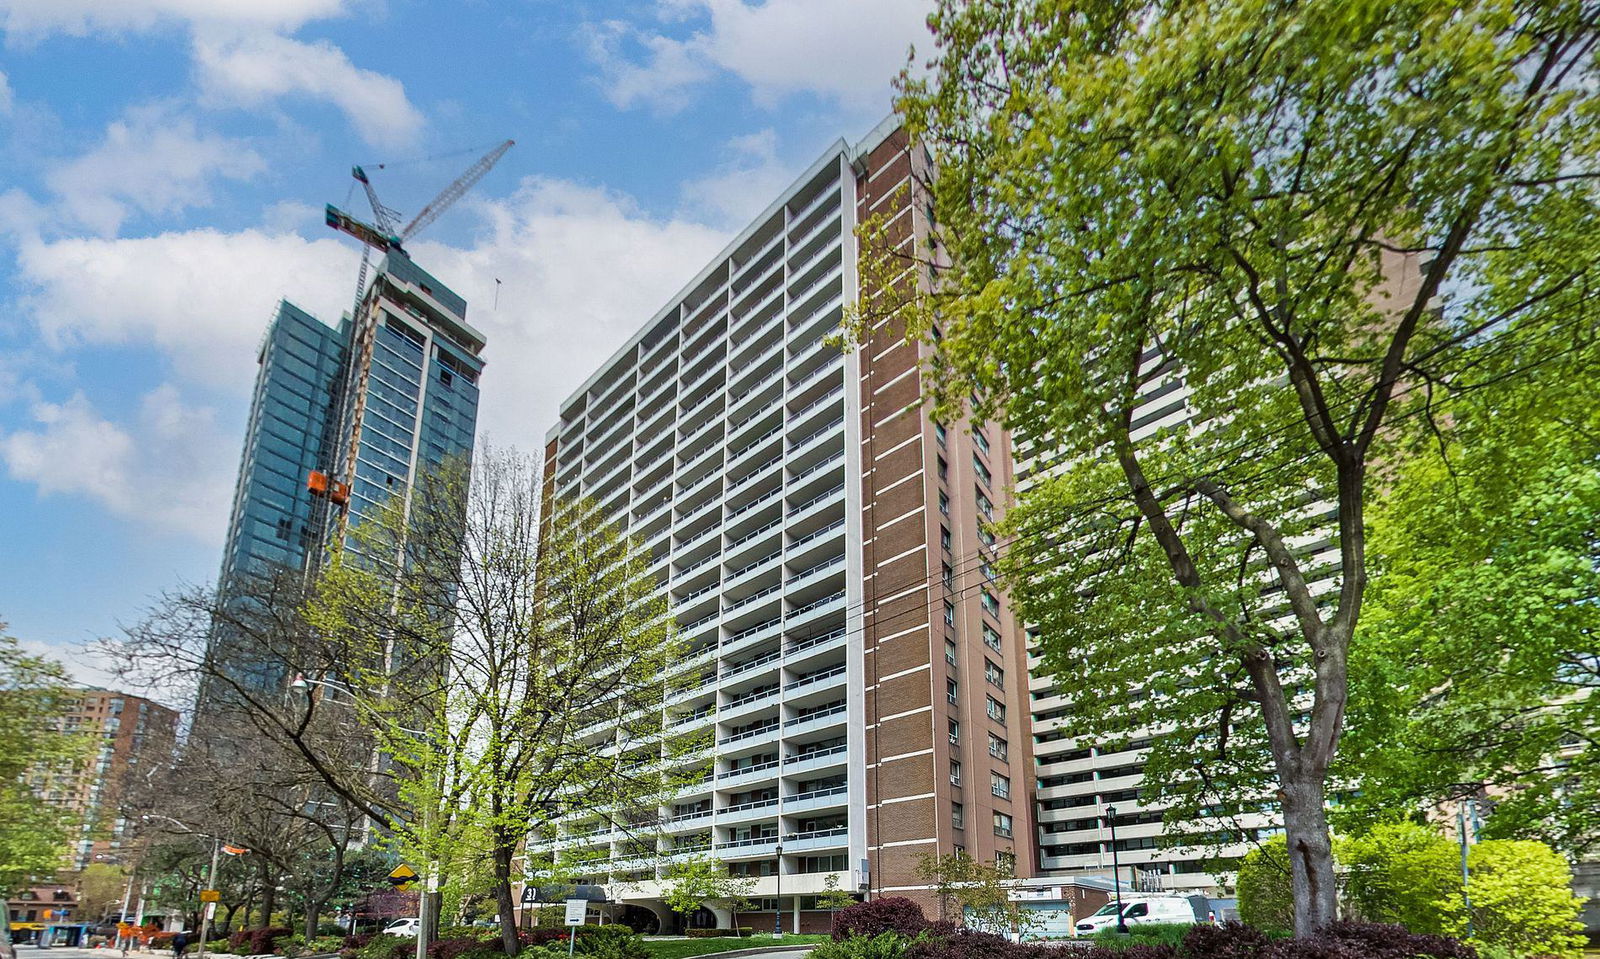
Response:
[290,673,309,692]
[1106,805,1116,817]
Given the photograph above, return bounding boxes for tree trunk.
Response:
[493,842,519,957]
[304,896,324,940]
[260,869,277,928]
[1280,770,1338,937]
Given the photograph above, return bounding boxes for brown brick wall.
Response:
[856,126,1039,894]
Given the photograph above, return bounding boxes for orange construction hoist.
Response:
[307,470,351,506]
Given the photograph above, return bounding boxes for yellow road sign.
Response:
[200,890,221,903]
[388,864,418,888]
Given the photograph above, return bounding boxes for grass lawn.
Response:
[641,934,828,959]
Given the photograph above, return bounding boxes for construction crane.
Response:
[307,139,514,537]
[324,139,514,256]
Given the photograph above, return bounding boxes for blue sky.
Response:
[0,0,930,688]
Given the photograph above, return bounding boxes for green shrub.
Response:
[319,926,347,938]
[810,932,910,959]
[1089,923,1191,948]
[681,928,752,938]
[1236,835,1294,934]
[206,941,230,953]
[569,925,644,959]
[311,936,347,954]
[355,934,408,959]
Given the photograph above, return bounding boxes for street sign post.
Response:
[200,890,220,903]
[563,899,586,959]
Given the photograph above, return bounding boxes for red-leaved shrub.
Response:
[831,897,930,940]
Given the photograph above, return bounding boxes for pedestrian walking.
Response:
[172,932,191,959]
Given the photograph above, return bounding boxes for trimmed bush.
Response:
[812,933,917,959]
[1090,925,1191,950]
[832,898,930,940]
[228,927,294,956]
[569,924,645,959]
[682,928,754,938]
[902,930,1044,959]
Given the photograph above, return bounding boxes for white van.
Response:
[1074,896,1196,935]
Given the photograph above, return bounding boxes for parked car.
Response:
[1074,896,1197,936]
[1,922,15,959]
[382,919,421,938]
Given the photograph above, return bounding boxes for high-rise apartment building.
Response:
[210,252,485,692]
[27,688,178,871]
[535,120,1035,931]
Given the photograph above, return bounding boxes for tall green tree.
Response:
[887,0,1600,936]
[0,624,82,895]
[1341,824,1587,958]
[1340,329,1600,853]
[312,448,682,956]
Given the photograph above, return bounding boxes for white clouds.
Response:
[15,227,357,388]
[408,177,732,452]
[0,0,347,39]
[0,70,13,115]
[0,385,235,543]
[43,103,267,236]
[194,32,425,148]
[10,175,730,517]
[587,0,931,114]
[583,19,716,113]
[678,128,799,227]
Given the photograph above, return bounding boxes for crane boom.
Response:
[400,139,514,241]
[353,165,401,235]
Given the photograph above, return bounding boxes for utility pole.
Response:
[1458,799,1477,939]
[117,869,137,951]
[197,838,221,959]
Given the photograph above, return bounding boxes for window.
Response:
[978,524,996,547]
[974,430,991,455]
[947,678,959,705]
[986,696,1006,724]
[976,489,994,520]
[991,772,1011,799]
[941,526,952,551]
[993,812,1014,838]
[939,491,950,516]
[985,660,1005,689]
[988,734,1008,761]
[981,590,1001,618]
[950,761,962,786]
[945,639,958,667]
[935,422,948,447]
[980,561,997,583]
[982,623,1002,652]
[948,719,960,745]
[937,456,948,481]
[952,803,965,829]
[972,454,992,487]
[944,601,956,626]
[943,562,955,589]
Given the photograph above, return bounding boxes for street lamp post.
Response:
[1105,805,1127,935]
[141,815,227,959]
[198,837,221,959]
